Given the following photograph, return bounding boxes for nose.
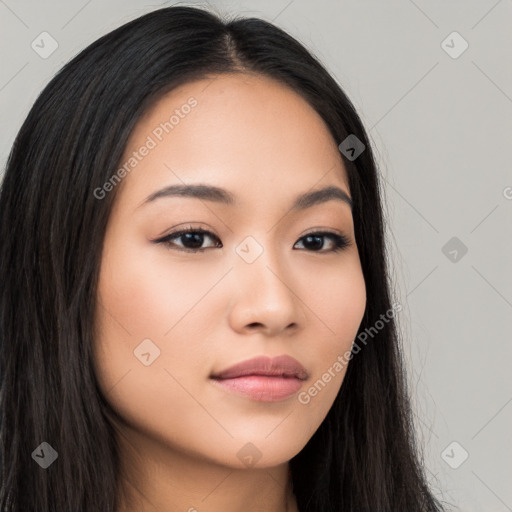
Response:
[227,243,304,337]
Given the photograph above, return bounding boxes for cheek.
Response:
[295,257,366,411]
[92,232,225,403]
[318,269,366,338]
[92,236,222,447]
[95,233,224,340]
[302,255,366,350]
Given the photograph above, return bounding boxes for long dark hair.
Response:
[0,5,446,511]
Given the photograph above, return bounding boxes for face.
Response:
[93,72,367,470]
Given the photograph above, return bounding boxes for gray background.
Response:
[1,1,511,510]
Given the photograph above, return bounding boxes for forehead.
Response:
[115,73,350,213]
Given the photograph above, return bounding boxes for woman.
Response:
[0,5,446,511]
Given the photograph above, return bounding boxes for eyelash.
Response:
[153,226,351,254]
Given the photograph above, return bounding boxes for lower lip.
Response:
[210,375,304,402]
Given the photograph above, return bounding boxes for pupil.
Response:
[183,233,203,249]
[304,235,323,251]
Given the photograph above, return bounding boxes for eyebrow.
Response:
[138,183,353,211]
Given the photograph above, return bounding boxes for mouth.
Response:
[209,354,308,402]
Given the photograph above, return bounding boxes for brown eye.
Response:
[155,227,222,253]
[294,232,351,253]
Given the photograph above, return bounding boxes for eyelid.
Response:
[301,226,346,237]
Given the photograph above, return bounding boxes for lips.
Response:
[210,355,308,402]
[210,355,308,381]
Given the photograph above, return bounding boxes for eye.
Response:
[154,226,222,253]
[153,226,351,253]
[294,231,351,253]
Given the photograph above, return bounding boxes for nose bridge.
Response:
[234,233,284,289]
[229,232,300,330]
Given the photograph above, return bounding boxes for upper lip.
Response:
[210,355,308,380]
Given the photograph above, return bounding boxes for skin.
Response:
[93,72,367,512]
